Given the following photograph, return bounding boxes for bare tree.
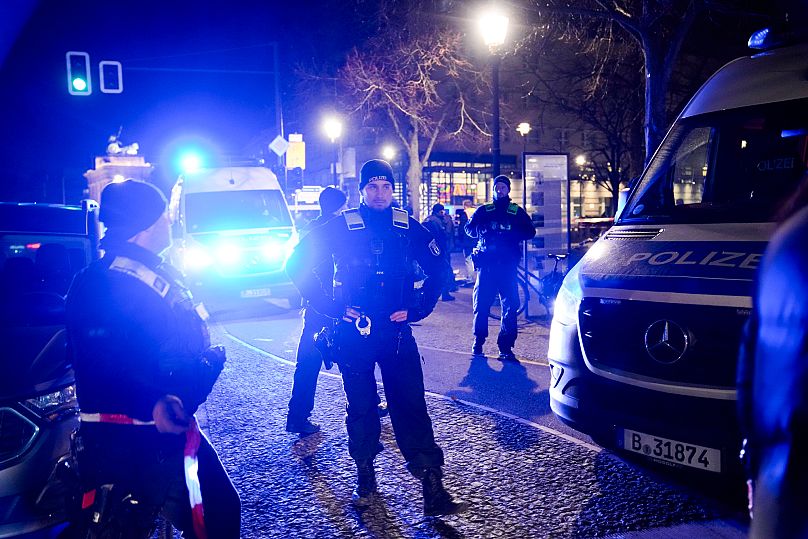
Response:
[520,0,773,162]
[339,24,488,217]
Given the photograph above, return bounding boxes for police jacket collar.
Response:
[100,238,163,269]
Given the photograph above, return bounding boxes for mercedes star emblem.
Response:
[644,319,689,364]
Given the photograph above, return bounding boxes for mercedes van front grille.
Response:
[578,296,745,389]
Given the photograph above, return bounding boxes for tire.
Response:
[488,279,528,320]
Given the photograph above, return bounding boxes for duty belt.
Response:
[79,411,208,539]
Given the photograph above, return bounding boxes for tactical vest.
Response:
[333,207,417,314]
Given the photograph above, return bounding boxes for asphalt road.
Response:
[200,285,750,538]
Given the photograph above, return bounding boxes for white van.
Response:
[169,166,300,306]
[548,35,808,474]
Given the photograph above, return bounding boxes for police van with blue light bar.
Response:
[169,166,300,306]
[548,29,808,474]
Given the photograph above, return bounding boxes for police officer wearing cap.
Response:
[285,160,465,516]
[286,186,347,435]
[465,175,535,361]
[65,179,240,537]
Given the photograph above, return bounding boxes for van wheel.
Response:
[286,294,302,309]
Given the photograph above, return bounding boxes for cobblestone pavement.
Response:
[202,320,746,539]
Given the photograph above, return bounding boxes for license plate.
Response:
[622,428,721,473]
[240,288,272,298]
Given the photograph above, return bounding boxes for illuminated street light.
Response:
[517,122,531,294]
[479,7,509,178]
[382,145,396,161]
[322,117,343,185]
[575,154,587,167]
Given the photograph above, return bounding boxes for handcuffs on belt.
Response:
[355,314,371,337]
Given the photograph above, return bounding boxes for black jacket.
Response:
[285,204,449,323]
[465,196,535,265]
[738,206,808,538]
[65,240,213,421]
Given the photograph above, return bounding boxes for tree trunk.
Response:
[406,134,422,218]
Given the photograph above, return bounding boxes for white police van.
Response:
[548,33,808,474]
[169,166,300,306]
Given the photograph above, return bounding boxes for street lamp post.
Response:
[517,122,531,315]
[323,117,343,186]
[479,7,508,179]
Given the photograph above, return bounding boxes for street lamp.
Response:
[322,116,343,185]
[517,122,531,305]
[381,145,396,161]
[479,7,509,178]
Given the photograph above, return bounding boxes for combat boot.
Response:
[351,460,377,507]
[421,468,466,516]
[471,338,485,357]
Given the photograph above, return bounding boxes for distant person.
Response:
[738,172,808,538]
[422,203,455,301]
[286,186,347,435]
[65,180,240,537]
[465,176,535,361]
[459,200,476,285]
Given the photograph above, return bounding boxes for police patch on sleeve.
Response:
[428,239,441,256]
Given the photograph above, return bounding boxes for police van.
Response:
[548,33,808,474]
[169,166,300,306]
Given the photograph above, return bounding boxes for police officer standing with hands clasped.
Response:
[285,159,466,516]
[65,180,240,538]
[465,175,535,361]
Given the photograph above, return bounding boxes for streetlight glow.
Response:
[322,117,343,143]
[478,7,509,49]
[382,145,396,161]
[575,154,587,167]
[517,122,531,137]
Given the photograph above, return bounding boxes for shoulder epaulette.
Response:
[343,208,365,231]
[109,256,170,298]
[485,203,496,212]
[507,203,519,215]
[392,207,409,229]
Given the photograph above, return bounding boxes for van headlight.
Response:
[214,242,242,266]
[261,240,285,262]
[552,266,582,326]
[184,245,213,269]
[23,384,79,422]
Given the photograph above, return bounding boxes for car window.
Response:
[624,98,808,224]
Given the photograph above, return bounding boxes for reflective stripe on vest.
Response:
[109,256,170,298]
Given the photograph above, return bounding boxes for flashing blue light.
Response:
[748,28,770,50]
[261,241,284,262]
[180,152,203,174]
[184,246,213,269]
[215,243,242,266]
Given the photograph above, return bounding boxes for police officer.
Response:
[465,175,535,361]
[286,186,347,435]
[285,159,465,516]
[65,180,240,538]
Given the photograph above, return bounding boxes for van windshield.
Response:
[185,189,292,232]
[623,98,808,224]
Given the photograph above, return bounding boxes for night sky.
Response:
[0,0,368,201]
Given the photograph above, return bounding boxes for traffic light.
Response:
[66,51,92,95]
[99,61,123,94]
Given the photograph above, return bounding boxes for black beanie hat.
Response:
[100,179,167,240]
[359,159,395,191]
[493,175,511,189]
[319,186,347,216]
[431,203,445,215]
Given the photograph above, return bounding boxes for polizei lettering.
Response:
[624,251,762,270]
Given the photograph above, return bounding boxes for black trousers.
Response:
[288,308,329,423]
[73,423,240,538]
[334,320,444,476]
[472,264,519,351]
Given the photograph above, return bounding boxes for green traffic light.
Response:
[72,77,87,92]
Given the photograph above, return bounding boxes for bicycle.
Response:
[487,253,568,320]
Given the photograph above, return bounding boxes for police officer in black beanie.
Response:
[65,179,240,537]
[286,186,347,434]
[465,174,535,361]
[286,160,465,516]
